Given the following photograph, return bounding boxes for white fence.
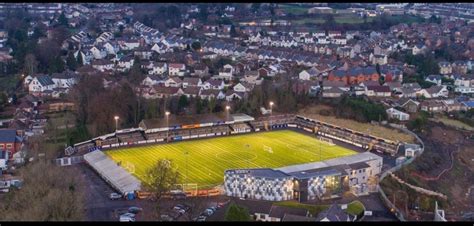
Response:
[377,126,425,222]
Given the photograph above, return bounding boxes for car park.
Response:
[109,192,122,200]
[121,213,136,218]
[119,213,136,222]
[196,216,206,222]
[160,214,173,221]
[203,208,214,216]
[128,206,143,214]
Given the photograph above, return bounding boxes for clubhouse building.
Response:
[224,152,383,202]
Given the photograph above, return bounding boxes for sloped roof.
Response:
[83,151,141,195]
[35,75,55,86]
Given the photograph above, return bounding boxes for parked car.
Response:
[196,216,206,222]
[119,213,136,222]
[203,208,214,216]
[128,206,143,214]
[160,214,173,221]
[121,213,136,218]
[109,192,122,200]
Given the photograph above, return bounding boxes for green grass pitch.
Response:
[105,130,356,189]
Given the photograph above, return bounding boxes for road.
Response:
[358,193,398,221]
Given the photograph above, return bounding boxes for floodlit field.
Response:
[105,130,356,189]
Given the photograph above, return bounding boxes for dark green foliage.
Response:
[66,52,78,71]
[224,202,251,221]
[58,12,68,27]
[334,96,387,123]
[178,95,189,112]
[407,111,430,132]
[191,41,201,51]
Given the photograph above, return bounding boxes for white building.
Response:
[386,108,410,121]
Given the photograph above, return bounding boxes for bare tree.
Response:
[0,161,85,221]
[24,53,38,75]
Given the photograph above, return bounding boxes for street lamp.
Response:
[165,111,170,141]
[225,105,230,122]
[114,116,119,131]
[269,101,274,129]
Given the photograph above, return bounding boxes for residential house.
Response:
[425,74,442,85]
[146,62,168,75]
[385,81,402,92]
[203,80,225,90]
[242,71,263,85]
[225,90,245,101]
[420,100,445,113]
[193,64,209,77]
[233,82,252,93]
[182,77,202,88]
[323,87,345,98]
[452,61,468,74]
[182,86,201,98]
[257,205,309,222]
[51,71,77,92]
[91,59,114,72]
[420,85,449,99]
[164,77,182,88]
[141,75,162,86]
[365,85,391,97]
[117,55,135,72]
[442,99,465,112]
[398,98,420,113]
[168,63,186,77]
[28,75,56,96]
[199,89,225,100]
[315,204,355,222]
[386,108,410,121]
[218,64,234,81]
[412,43,426,55]
[0,129,22,160]
[438,61,452,75]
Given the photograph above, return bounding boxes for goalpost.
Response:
[263,145,273,154]
[319,137,336,146]
[174,183,198,196]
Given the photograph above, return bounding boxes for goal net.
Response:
[263,145,273,154]
[124,161,136,174]
[174,183,198,196]
[319,137,336,146]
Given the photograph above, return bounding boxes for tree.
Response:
[191,41,201,51]
[178,95,189,112]
[208,97,216,113]
[198,5,209,22]
[48,56,65,74]
[76,52,84,67]
[66,52,78,71]
[58,12,68,27]
[251,3,261,13]
[0,161,85,221]
[224,202,251,221]
[24,53,38,75]
[143,159,180,201]
[230,25,237,37]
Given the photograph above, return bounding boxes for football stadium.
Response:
[105,130,356,189]
[78,113,400,201]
